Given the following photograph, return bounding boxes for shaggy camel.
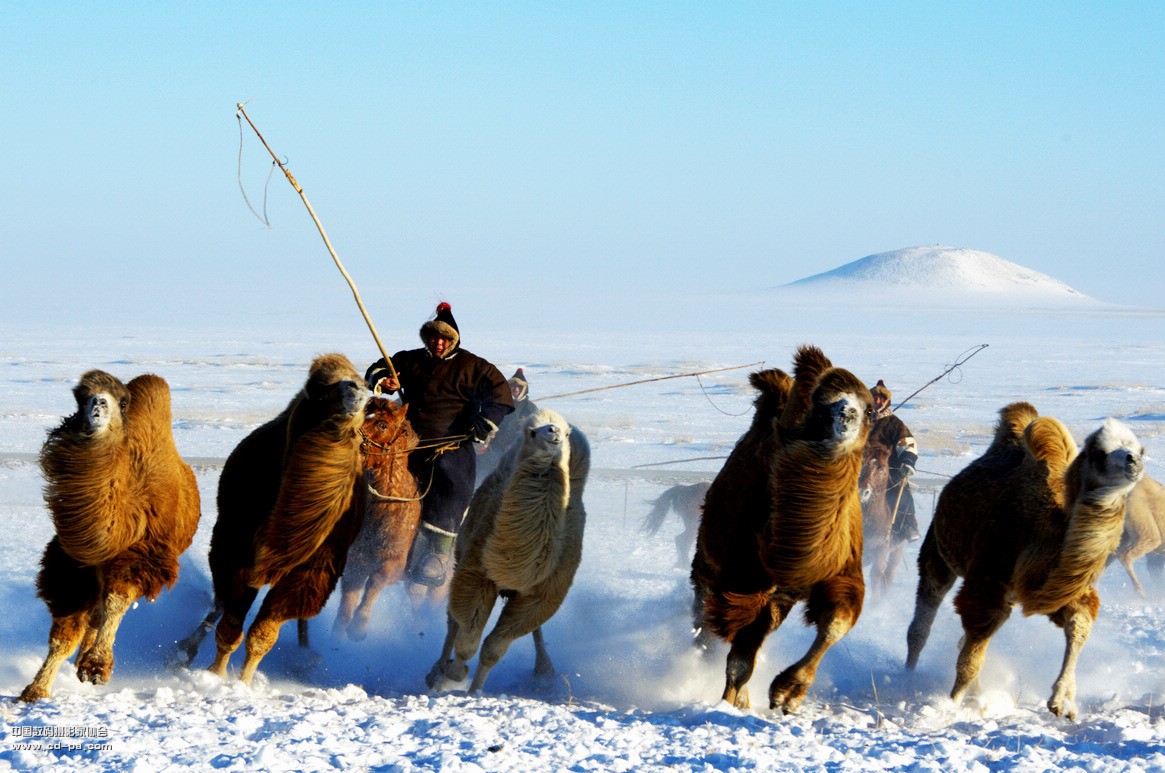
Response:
[22,371,201,702]
[860,442,906,597]
[427,407,590,693]
[184,354,368,683]
[691,345,874,712]
[641,481,711,568]
[332,396,422,641]
[905,403,1144,720]
[1112,475,1165,597]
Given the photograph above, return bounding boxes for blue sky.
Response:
[2,2,1163,329]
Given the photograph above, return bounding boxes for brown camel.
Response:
[180,354,368,683]
[905,404,1144,720]
[21,371,201,702]
[641,481,711,568]
[332,396,422,641]
[427,407,590,693]
[691,345,874,713]
[860,441,906,597]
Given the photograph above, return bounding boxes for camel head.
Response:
[800,368,874,455]
[1079,418,1145,500]
[303,353,369,421]
[71,370,130,436]
[520,408,572,466]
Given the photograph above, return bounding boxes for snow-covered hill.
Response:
[780,246,1096,307]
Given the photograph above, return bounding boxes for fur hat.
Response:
[509,368,529,402]
[871,379,891,404]
[419,302,460,351]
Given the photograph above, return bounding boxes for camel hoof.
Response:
[425,660,452,690]
[769,677,808,713]
[75,656,112,686]
[1048,697,1078,721]
[18,685,48,703]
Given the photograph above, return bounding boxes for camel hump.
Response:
[126,373,173,427]
[567,425,591,493]
[1023,415,1077,476]
[992,402,1040,448]
[780,345,833,428]
[749,368,792,397]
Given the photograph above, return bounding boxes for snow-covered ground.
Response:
[2,284,1165,771]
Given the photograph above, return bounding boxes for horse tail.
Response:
[641,486,680,536]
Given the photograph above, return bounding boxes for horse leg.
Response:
[950,575,1012,706]
[20,611,89,702]
[722,599,786,710]
[883,540,906,590]
[348,564,398,641]
[869,537,890,598]
[1118,537,1155,597]
[905,529,957,669]
[1046,592,1099,721]
[331,574,362,638]
[769,574,863,713]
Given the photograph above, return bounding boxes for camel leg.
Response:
[176,602,222,667]
[297,618,310,649]
[469,591,563,694]
[1046,594,1098,721]
[905,530,958,669]
[19,612,88,702]
[75,585,137,686]
[425,613,460,689]
[532,626,555,676]
[439,569,499,689]
[722,599,787,710]
[770,576,863,713]
[240,605,292,684]
[209,587,259,678]
[950,577,1012,706]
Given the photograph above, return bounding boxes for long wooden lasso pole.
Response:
[236,102,398,382]
[539,361,764,401]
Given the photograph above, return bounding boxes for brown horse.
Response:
[859,441,905,596]
[332,396,422,641]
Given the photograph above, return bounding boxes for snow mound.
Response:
[781,245,1095,306]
